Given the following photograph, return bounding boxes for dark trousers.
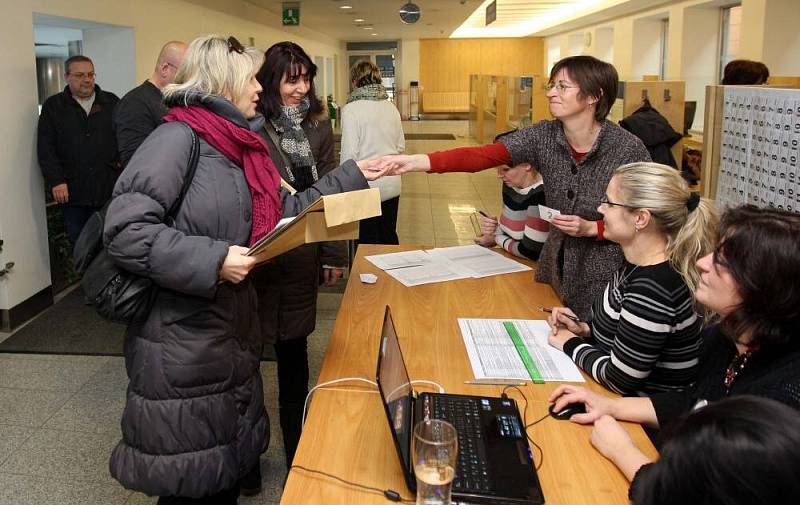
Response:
[358,196,400,245]
[156,486,239,504]
[62,204,101,244]
[275,338,310,467]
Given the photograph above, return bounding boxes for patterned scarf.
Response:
[347,83,389,104]
[269,96,317,190]
[163,105,282,246]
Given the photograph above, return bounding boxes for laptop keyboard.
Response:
[427,396,491,494]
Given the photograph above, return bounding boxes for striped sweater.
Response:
[562,261,702,395]
[495,182,549,261]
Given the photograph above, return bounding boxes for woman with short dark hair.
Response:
[379,56,651,318]
[721,59,770,85]
[548,206,800,483]
[630,396,800,505]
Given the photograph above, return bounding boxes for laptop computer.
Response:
[376,306,545,505]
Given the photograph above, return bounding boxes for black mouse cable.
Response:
[289,464,415,503]
[502,385,545,471]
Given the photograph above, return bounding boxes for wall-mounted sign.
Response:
[282,2,300,26]
[486,0,496,26]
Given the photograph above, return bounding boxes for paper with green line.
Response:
[503,321,545,383]
[457,318,585,382]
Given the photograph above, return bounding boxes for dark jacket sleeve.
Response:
[280,159,369,217]
[37,98,65,187]
[314,118,347,268]
[103,122,229,298]
[115,94,159,169]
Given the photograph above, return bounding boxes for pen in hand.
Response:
[538,306,581,323]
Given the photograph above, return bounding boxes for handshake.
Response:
[354,154,431,180]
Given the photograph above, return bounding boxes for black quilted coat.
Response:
[104,92,368,498]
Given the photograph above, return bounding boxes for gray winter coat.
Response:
[499,120,651,320]
[104,92,368,498]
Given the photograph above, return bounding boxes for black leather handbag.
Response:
[73,123,200,324]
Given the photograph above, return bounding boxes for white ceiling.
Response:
[244,0,681,40]
[245,0,483,40]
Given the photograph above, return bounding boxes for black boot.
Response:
[239,461,262,497]
[279,402,305,467]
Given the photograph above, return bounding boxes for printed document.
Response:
[458,318,585,382]
[365,245,531,287]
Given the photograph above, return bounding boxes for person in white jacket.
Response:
[340,60,405,244]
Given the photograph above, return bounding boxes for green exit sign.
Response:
[283,3,300,26]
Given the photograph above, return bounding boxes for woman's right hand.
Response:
[356,160,389,181]
[376,154,431,175]
[547,306,589,337]
[548,385,617,424]
[219,245,257,284]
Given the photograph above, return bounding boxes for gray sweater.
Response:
[499,120,650,319]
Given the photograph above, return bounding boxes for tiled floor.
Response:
[0,119,500,504]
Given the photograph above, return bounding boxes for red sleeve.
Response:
[428,142,512,173]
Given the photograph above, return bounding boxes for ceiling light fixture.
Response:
[340,4,353,9]
[354,18,365,22]
[399,2,421,24]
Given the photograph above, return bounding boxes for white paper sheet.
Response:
[537,204,561,223]
[428,245,531,278]
[365,246,531,287]
[458,318,585,382]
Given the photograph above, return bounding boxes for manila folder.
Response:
[246,187,381,264]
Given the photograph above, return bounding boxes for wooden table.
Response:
[280,245,657,504]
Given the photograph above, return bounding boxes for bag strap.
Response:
[165,121,200,224]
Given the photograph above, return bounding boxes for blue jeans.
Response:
[62,204,100,244]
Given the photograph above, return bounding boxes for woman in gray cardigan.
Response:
[380,56,650,319]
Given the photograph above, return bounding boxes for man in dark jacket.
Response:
[114,41,187,168]
[37,55,120,243]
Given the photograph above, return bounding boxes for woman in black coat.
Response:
[105,35,383,504]
[548,206,800,485]
[251,41,342,470]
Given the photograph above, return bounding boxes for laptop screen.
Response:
[376,307,414,469]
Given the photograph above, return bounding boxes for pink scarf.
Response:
[164,105,281,245]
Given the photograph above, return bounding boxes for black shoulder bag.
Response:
[73,122,200,324]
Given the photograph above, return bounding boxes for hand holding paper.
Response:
[551,213,597,237]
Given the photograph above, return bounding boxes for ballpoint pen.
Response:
[538,306,581,323]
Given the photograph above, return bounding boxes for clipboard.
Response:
[246,187,382,264]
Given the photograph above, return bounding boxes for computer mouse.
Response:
[548,402,586,420]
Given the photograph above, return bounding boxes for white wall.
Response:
[631,19,664,79]
[593,27,614,64]
[760,0,800,75]
[681,6,720,130]
[0,0,344,315]
[82,27,136,97]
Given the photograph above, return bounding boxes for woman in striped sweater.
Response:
[547,162,718,395]
[474,142,550,260]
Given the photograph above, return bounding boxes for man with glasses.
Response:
[114,41,187,168]
[37,55,120,244]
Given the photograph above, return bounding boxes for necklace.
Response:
[724,350,754,395]
[616,264,638,288]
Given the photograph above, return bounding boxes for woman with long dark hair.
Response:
[252,41,340,471]
[548,206,800,484]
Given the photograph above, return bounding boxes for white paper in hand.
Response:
[538,204,561,223]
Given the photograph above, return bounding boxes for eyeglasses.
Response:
[599,196,635,209]
[165,62,178,70]
[68,72,95,79]
[545,81,578,94]
[227,36,244,54]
